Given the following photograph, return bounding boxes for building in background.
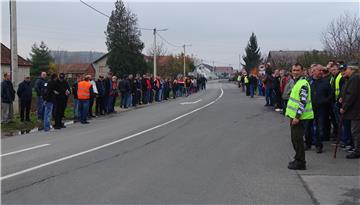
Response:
[1,43,31,81]
[92,53,109,78]
[56,63,96,79]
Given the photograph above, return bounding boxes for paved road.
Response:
[1,81,359,204]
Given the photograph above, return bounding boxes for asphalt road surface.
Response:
[1,81,359,204]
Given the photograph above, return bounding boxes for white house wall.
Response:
[93,57,109,78]
[1,65,30,83]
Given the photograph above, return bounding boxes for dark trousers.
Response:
[265,88,274,105]
[20,100,31,121]
[150,90,154,103]
[304,119,314,148]
[322,104,333,140]
[351,120,360,153]
[245,84,250,96]
[54,99,66,127]
[290,120,306,163]
[132,93,137,107]
[96,96,104,115]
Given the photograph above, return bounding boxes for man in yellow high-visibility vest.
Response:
[285,63,314,170]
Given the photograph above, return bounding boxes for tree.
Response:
[242,33,262,74]
[297,50,335,69]
[105,0,146,77]
[322,12,360,62]
[146,41,168,57]
[29,41,54,76]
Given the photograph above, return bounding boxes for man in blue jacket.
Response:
[17,76,33,122]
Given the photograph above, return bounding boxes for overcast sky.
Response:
[1,0,359,69]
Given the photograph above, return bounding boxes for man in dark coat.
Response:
[104,72,112,114]
[17,76,33,122]
[310,64,332,153]
[53,73,70,129]
[340,64,360,159]
[96,75,106,115]
[1,73,15,123]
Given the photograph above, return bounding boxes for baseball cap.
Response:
[339,63,347,71]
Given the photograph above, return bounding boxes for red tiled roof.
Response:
[1,43,32,67]
[56,63,95,74]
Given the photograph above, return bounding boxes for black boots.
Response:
[288,160,306,170]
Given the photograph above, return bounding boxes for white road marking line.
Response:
[180,99,202,105]
[1,144,51,157]
[1,88,223,181]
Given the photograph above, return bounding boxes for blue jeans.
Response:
[126,93,132,107]
[37,96,44,120]
[43,102,53,131]
[79,100,89,123]
[121,93,128,108]
[73,99,79,120]
[157,89,163,101]
[265,88,273,105]
[250,84,255,98]
[313,108,326,148]
[258,85,263,96]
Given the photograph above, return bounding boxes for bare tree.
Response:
[322,12,360,61]
[146,41,168,57]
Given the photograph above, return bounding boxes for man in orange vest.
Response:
[77,75,93,124]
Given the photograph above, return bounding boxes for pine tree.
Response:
[105,0,146,77]
[29,41,53,76]
[242,33,262,74]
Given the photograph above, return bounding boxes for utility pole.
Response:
[239,54,241,71]
[183,44,191,77]
[153,28,167,77]
[10,0,19,113]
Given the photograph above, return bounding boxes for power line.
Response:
[80,0,110,18]
[156,33,182,48]
[80,0,154,31]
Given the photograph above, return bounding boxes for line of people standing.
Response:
[238,61,360,170]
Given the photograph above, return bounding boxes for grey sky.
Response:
[1,1,359,69]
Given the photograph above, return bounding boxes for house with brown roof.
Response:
[1,43,32,81]
[56,63,96,79]
[213,66,234,78]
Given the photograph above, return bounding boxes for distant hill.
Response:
[51,50,106,64]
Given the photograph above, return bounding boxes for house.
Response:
[190,63,218,80]
[92,53,110,78]
[213,66,234,78]
[1,43,32,82]
[56,63,96,79]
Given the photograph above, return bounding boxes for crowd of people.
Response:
[237,60,360,169]
[1,71,207,132]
